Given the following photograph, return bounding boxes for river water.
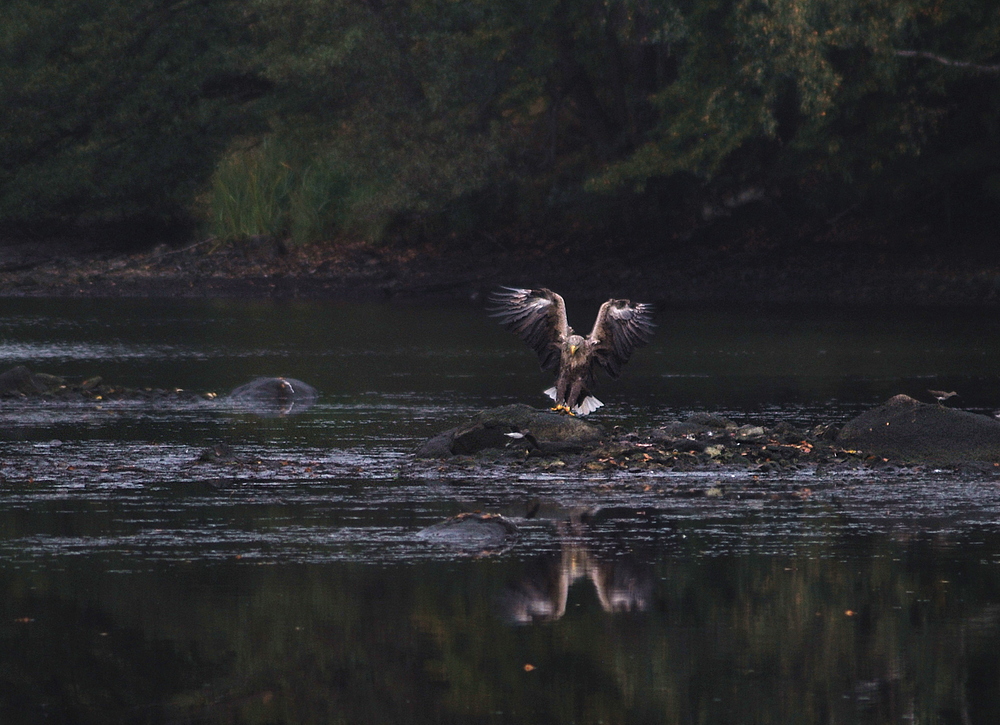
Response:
[4,298,1000,723]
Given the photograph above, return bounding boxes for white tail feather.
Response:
[573,396,603,416]
[542,387,603,415]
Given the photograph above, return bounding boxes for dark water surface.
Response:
[4,298,1000,723]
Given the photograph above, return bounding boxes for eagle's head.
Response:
[566,334,587,358]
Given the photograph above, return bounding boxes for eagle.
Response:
[490,287,654,415]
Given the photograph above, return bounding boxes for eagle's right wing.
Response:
[489,287,569,372]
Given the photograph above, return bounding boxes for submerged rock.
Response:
[0,365,65,396]
[194,442,243,464]
[227,377,319,416]
[416,512,519,554]
[0,364,211,402]
[838,394,1000,464]
[650,413,736,439]
[415,403,604,457]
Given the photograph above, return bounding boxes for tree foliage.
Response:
[2,0,999,243]
[0,0,264,232]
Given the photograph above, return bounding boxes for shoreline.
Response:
[3,227,1000,305]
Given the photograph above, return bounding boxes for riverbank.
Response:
[3,218,1000,304]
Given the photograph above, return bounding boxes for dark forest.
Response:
[2,0,999,264]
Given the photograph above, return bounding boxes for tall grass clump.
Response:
[208,138,294,240]
[286,156,354,246]
[207,137,359,246]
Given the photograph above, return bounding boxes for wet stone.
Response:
[415,404,604,458]
[838,394,1000,465]
[0,365,65,396]
[227,377,319,417]
[685,412,738,429]
[415,406,888,474]
[0,365,212,402]
[415,513,519,554]
[734,425,767,441]
[194,443,243,464]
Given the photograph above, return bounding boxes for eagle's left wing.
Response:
[587,299,655,379]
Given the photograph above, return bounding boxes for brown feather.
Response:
[588,299,655,379]
[488,287,569,372]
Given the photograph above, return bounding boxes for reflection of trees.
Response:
[499,510,653,624]
[0,571,211,723]
[6,532,1000,723]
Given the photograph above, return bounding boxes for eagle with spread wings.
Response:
[490,287,654,415]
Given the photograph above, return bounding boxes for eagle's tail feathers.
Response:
[543,387,602,415]
[573,396,604,416]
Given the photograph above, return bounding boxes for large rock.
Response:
[838,394,1000,464]
[415,403,604,457]
[226,377,318,416]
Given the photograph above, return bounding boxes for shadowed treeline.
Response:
[2,0,999,252]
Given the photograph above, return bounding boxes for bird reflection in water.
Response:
[499,510,653,624]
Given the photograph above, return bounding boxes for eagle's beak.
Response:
[569,344,578,355]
